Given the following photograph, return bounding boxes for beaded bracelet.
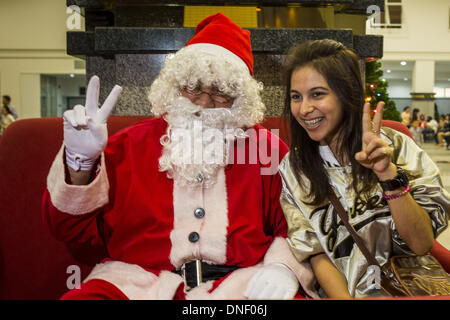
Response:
[382,185,410,201]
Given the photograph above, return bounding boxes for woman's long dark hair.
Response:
[282,39,378,206]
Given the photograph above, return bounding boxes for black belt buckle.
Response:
[174,260,240,292]
[182,260,202,291]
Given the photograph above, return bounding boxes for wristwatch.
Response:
[378,167,409,192]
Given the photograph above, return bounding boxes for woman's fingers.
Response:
[355,151,367,162]
[368,146,392,161]
[362,102,371,136]
[364,137,387,155]
[372,101,385,134]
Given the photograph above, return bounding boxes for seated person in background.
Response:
[0,105,15,135]
[279,39,449,298]
[437,114,450,147]
[41,13,315,300]
[418,114,427,130]
[422,116,438,144]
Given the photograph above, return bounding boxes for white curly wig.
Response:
[148,43,266,128]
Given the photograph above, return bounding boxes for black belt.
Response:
[173,260,240,291]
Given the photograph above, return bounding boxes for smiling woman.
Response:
[279,39,450,298]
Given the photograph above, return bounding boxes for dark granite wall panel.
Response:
[261,85,286,116]
[344,0,385,12]
[249,28,354,53]
[114,53,164,115]
[67,32,95,56]
[71,27,382,58]
[253,54,284,86]
[86,56,116,110]
[353,34,383,59]
[114,6,184,27]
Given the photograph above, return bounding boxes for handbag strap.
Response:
[328,189,381,268]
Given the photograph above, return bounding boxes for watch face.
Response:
[380,168,409,191]
[398,170,409,185]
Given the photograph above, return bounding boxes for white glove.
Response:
[244,264,299,299]
[63,75,122,171]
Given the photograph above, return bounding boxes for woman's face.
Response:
[290,66,343,147]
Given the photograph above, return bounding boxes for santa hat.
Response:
[185,13,253,75]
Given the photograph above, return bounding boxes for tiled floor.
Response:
[421,142,450,249]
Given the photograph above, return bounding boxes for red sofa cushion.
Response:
[0,116,149,299]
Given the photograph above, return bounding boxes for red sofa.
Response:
[0,116,448,300]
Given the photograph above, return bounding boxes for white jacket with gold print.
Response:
[279,127,449,298]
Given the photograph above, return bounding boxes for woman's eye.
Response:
[291,94,301,100]
[312,92,325,98]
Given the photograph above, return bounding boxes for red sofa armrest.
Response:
[0,115,151,299]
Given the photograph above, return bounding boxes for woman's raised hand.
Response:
[355,101,396,179]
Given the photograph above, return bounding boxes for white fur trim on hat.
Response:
[185,43,250,74]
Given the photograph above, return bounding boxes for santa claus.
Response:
[42,13,316,299]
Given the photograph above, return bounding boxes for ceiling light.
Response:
[404,77,408,81]
[386,69,391,73]
[400,61,407,66]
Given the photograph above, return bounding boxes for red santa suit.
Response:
[42,117,316,299]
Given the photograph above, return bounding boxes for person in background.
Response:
[0,105,15,135]
[41,13,314,300]
[401,106,411,128]
[418,114,427,130]
[2,95,18,119]
[410,119,423,147]
[437,114,450,147]
[422,116,438,144]
[411,108,420,123]
[279,39,449,298]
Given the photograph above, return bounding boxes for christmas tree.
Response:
[365,60,401,122]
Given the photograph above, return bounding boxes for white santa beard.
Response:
[159,98,246,187]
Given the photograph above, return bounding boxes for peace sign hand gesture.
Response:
[63,75,122,171]
[354,102,397,180]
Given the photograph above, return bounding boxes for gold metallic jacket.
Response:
[279,127,449,297]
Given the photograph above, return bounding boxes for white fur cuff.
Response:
[47,144,110,215]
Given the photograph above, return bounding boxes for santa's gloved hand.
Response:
[63,75,122,171]
[244,263,299,299]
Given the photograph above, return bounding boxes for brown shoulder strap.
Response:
[328,189,381,268]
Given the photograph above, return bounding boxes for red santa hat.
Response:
[185,13,253,75]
